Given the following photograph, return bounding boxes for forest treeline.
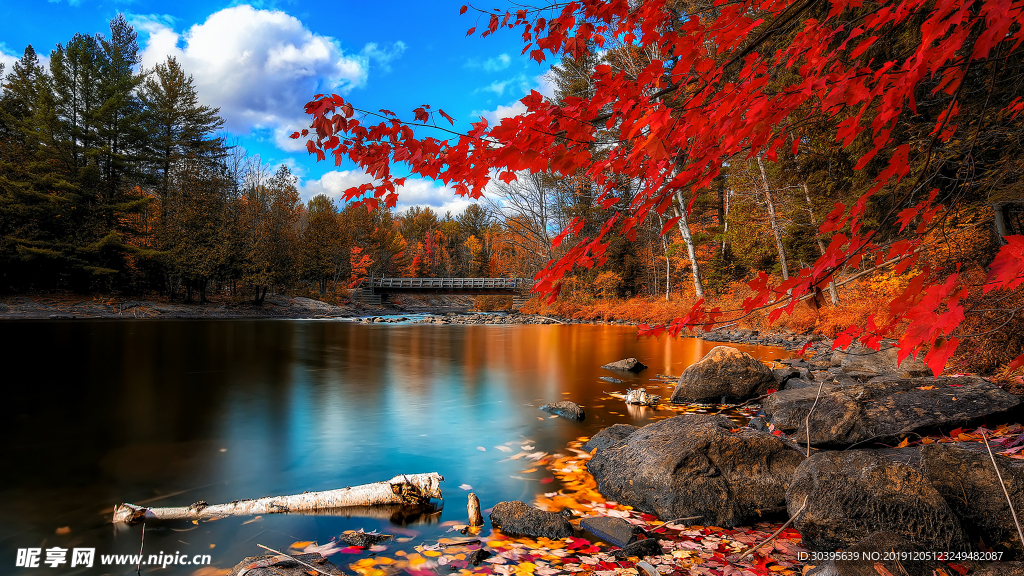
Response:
[2,15,1022,369]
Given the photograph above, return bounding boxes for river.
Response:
[0,318,784,574]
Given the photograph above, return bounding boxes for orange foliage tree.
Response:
[297,0,1024,374]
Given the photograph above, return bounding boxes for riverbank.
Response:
[0,294,842,361]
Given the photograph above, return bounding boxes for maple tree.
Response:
[297,0,1024,374]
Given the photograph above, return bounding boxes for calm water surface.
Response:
[0,319,784,575]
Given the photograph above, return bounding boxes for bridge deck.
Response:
[365,277,531,295]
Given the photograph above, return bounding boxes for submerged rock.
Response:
[921,442,1024,557]
[788,450,968,552]
[670,346,776,403]
[587,414,804,527]
[601,358,648,373]
[763,377,1020,447]
[540,400,586,421]
[489,500,574,538]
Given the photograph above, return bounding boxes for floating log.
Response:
[112,473,444,524]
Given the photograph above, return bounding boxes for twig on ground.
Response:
[981,430,1024,550]
[736,496,808,561]
[136,522,145,574]
[256,544,327,575]
[659,515,703,526]
[805,380,826,457]
[714,393,771,414]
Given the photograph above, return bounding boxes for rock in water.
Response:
[540,400,585,421]
[763,377,1020,448]
[601,358,648,373]
[339,530,394,547]
[586,415,804,527]
[921,442,1024,556]
[670,346,776,403]
[830,342,929,378]
[489,501,574,538]
[599,376,624,384]
[787,450,968,552]
[582,424,638,454]
[230,553,344,576]
[805,531,947,576]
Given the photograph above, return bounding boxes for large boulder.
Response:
[788,450,969,552]
[762,377,1020,447]
[601,358,648,373]
[830,343,929,378]
[583,424,638,453]
[921,442,1024,557]
[587,414,805,527]
[804,531,948,576]
[670,346,776,403]
[489,501,574,538]
[540,400,585,421]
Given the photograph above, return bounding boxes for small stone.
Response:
[601,358,648,373]
[466,549,492,566]
[540,400,585,421]
[610,537,662,559]
[580,516,647,548]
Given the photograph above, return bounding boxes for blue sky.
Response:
[0,0,555,214]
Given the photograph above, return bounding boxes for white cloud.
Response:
[301,170,478,215]
[465,53,512,72]
[361,41,406,73]
[471,75,555,126]
[0,45,18,76]
[134,6,403,152]
[484,53,511,72]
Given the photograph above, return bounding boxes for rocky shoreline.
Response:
[564,345,1024,575]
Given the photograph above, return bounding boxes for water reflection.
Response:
[0,320,782,574]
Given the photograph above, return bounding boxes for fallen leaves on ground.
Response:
[339,437,812,576]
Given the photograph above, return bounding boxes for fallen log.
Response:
[113,472,444,524]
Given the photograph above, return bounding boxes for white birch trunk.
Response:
[802,182,840,305]
[756,156,790,281]
[673,191,705,299]
[112,473,444,524]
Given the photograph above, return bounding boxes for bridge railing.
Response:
[367,277,531,290]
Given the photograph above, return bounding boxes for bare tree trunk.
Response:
[994,203,1010,245]
[756,156,789,281]
[113,473,444,523]
[802,182,840,305]
[672,191,705,299]
[655,211,672,301]
[722,189,731,257]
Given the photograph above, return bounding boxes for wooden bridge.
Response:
[352,277,533,306]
